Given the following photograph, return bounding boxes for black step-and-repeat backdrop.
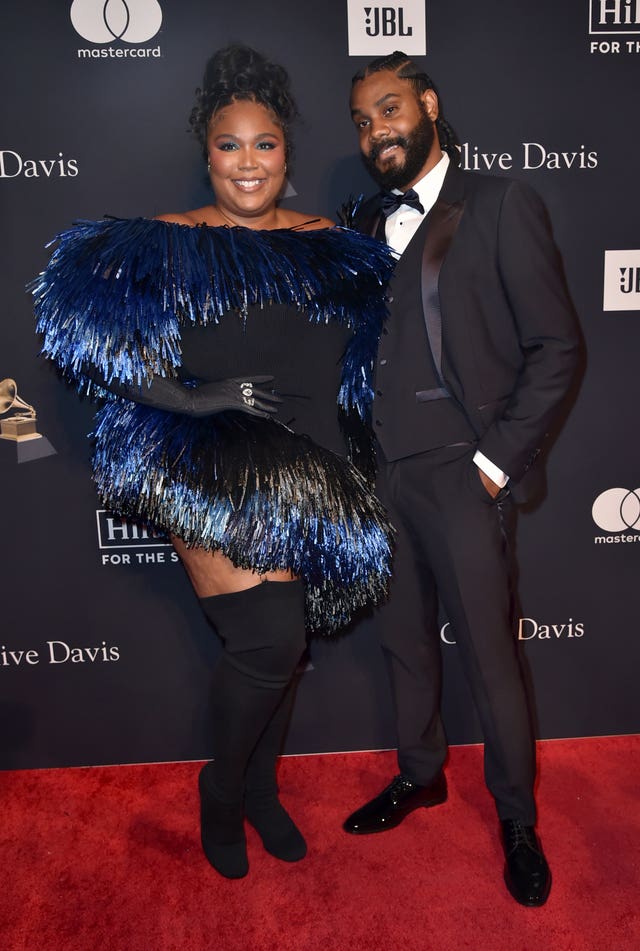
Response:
[1,1,638,769]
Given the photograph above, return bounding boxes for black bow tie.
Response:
[380,187,425,217]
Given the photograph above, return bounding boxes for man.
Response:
[344,51,581,906]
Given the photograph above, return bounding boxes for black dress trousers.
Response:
[375,441,537,825]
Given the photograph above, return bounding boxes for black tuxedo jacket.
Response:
[356,164,581,500]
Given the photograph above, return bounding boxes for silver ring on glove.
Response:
[240,382,254,407]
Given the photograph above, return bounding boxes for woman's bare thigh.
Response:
[171,536,296,597]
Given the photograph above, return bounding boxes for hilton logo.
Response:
[96,510,170,549]
[347,1,426,56]
[95,510,178,566]
[589,0,640,32]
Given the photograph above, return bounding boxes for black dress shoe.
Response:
[501,819,551,906]
[343,773,447,834]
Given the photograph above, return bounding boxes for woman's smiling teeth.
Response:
[233,178,266,190]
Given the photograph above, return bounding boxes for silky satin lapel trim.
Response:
[360,208,385,240]
[419,199,465,399]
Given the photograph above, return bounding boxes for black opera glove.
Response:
[90,372,282,419]
[179,376,283,418]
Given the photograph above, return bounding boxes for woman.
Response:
[32,45,394,879]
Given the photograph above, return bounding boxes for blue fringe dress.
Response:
[32,218,394,633]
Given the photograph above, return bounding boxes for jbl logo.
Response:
[620,267,640,293]
[348,1,426,56]
[364,6,413,37]
[603,250,640,311]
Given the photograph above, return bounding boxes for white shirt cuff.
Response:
[473,450,509,488]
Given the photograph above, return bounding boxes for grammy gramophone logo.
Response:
[0,378,56,462]
[1,378,40,440]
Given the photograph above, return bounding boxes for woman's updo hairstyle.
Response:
[189,45,299,160]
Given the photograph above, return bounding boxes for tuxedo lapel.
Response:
[419,174,465,395]
[356,167,467,400]
[356,199,385,240]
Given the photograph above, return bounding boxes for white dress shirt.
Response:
[385,152,450,256]
[384,152,508,488]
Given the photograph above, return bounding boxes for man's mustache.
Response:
[368,136,408,162]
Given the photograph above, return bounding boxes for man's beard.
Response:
[361,107,435,191]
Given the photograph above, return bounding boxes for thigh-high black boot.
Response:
[198,580,306,878]
[244,676,307,861]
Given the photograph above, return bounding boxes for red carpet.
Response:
[1,736,639,951]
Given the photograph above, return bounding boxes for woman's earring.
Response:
[207,158,211,172]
